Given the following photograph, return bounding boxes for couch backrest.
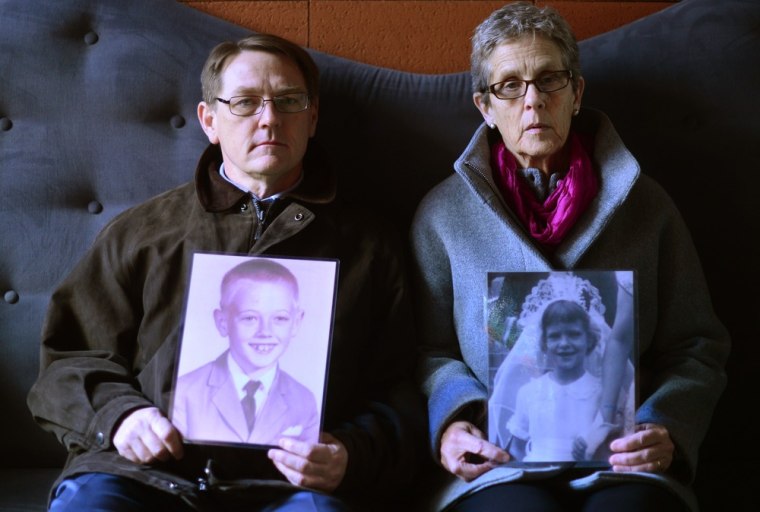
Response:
[0,0,478,467]
[1,0,758,483]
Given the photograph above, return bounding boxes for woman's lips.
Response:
[525,123,549,133]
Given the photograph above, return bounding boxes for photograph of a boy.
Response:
[172,258,319,447]
[507,299,602,462]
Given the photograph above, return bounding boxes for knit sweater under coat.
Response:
[410,109,730,511]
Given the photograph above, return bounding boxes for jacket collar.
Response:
[456,108,640,267]
[195,141,337,213]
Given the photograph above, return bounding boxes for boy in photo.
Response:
[172,258,319,446]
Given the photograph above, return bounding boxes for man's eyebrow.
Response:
[231,86,306,96]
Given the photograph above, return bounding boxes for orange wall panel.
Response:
[311,1,511,74]
[180,0,676,73]
[185,1,309,46]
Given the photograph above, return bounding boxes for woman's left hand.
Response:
[608,423,674,473]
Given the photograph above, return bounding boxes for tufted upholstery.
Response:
[1,0,758,510]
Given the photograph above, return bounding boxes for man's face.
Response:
[215,279,303,375]
[544,319,590,372]
[198,50,318,196]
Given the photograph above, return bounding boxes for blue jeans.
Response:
[50,473,352,512]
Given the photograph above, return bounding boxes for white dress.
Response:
[507,371,601,462]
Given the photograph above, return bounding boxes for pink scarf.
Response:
[491,131,599,248]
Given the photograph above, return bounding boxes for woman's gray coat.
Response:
[410,109,730,511]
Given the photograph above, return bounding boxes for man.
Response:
[172,258,319,447]
[28,34,421,512]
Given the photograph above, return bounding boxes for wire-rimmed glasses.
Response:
[215,93,310,116]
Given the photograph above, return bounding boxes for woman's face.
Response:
[474,36,584,173]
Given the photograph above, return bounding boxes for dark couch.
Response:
[1,0,758,510]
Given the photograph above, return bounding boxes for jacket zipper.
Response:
[252,198,266,242]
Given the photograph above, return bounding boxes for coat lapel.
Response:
[208,353,250,442]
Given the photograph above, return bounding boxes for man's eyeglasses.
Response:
[487,70,573,100]
[215,93,311,116]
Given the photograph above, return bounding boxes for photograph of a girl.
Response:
[487,271,635,465]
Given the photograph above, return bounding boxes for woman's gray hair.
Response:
[471,1,581,99]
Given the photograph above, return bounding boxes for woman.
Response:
[410,2,729,511]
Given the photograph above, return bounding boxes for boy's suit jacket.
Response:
[172,350,319,446]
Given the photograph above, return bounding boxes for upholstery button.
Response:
[294,212,304,221]
[84,31,99,45]
[3,290,19,304]
[0,117,12,131]
[87,201,103,214]
[170,115,185,129]
[95,432,105,445]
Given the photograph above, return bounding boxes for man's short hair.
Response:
[201,33,320,104]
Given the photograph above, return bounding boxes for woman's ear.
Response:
[473,92,494,127]
[573,76,586,113]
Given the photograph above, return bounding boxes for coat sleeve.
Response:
[625,180,731,485]
[326,218,428,498]
[26,223,156,455]
[409,191,489,458]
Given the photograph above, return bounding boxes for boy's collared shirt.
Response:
[227,351,277,416]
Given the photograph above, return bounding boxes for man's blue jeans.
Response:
[50,473,352,512]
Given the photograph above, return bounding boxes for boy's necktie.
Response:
[242,380,261,433]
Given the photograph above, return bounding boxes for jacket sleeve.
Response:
[26,223,155,456]
[326,219,428,498]
[627,180,731,485]
[409,194,489,459]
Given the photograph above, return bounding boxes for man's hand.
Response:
[112,407,184,464]
[440,421,510,482]
[608,423,674,473]
[268,432,348,492]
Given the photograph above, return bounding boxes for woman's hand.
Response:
[268,432,348,492]
[608,423,674,473]
[440,421,510,482]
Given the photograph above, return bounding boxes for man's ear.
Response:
[308,97,319,138]
[213,308,228,337]
[197,101,220,144]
